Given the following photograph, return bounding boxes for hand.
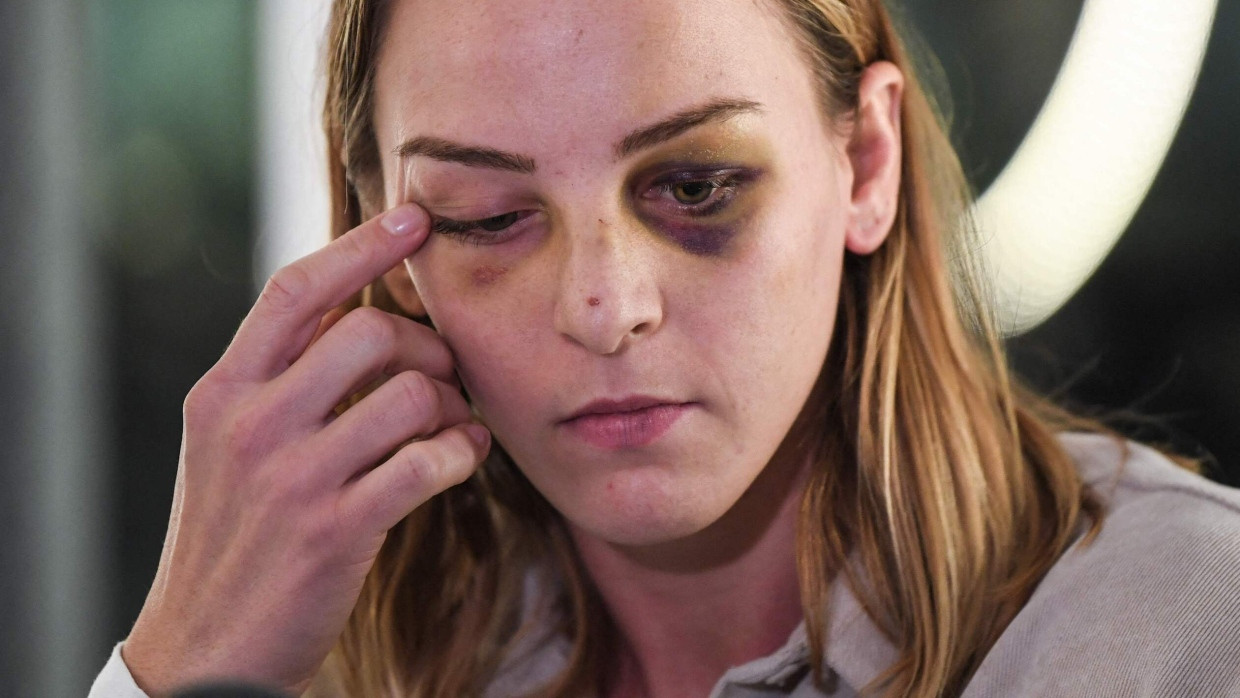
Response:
[121,204,490,696]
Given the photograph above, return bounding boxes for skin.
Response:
[120,203,492,695]
[372,0,904,695]
[118,1,902,696]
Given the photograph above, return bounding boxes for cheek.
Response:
[684,205,846,398]
[407,241,546,407]
[725,197,846,317]
[470,264,509,286]
[427,294,544,426]
[763,166,850,304]
[408,234,534,308]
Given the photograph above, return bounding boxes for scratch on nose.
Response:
[588,296,601,307]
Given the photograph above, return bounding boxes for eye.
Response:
[430,210,533,244]
[645,169,754,217]
[670,181,714,205]
[476,212,521,232]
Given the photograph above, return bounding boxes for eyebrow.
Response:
[393,97,763,174]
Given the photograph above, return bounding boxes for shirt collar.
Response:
[820,572,901,691]
[504,560,901,695]
[714,574,899,693]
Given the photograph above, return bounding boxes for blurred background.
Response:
[1,0,1236,695]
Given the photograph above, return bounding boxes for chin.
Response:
[557,467,735,547]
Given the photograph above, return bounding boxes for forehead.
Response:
[372,0,819,159]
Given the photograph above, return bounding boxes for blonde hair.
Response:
[311,1,1195,695]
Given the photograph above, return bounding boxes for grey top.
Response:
[89,432,1240,697]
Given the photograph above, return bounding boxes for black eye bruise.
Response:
[657,221,739,257]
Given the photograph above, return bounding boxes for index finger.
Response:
[223,203,431,382]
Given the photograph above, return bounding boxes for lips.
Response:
[559,395,695,449]
[562,395,681,421]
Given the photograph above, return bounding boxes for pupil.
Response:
[479,212,519,232]
[675,182,713,204]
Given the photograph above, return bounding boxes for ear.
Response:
[381,261,428,317]
[844,61,904,256]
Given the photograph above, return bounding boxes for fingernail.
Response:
[463,423,491,450]
[381,204,422,235]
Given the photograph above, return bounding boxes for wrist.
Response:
[122,626,191,697]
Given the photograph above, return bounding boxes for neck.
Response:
[569,446,812,698]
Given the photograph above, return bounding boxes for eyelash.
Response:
[429,170,752,244]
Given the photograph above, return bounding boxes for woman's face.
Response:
[373,0,863,546]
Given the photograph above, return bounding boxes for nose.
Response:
[552,217,664,355]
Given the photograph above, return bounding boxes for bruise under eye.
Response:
[657,220,741,256]
[472,264,508,285]
[641,167,764,256]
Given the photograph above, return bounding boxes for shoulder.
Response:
[1058,430,1240,551]
[1052,432,1240,631]
[965,432,1240,697]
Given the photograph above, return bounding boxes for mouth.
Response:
[559,396,696,449]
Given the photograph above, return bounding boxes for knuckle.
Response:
[222,403,274,459]
[391,370,440,420]
[183,375,224,428]
[424,334,457,378]
[261,264,313,315]
[394,449,442,498]
[341,306,395,351]
[449,429,486,472]
[327,496,357,546]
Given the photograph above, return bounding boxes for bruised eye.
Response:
[671,181,714,205]
[645,169,756,217]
